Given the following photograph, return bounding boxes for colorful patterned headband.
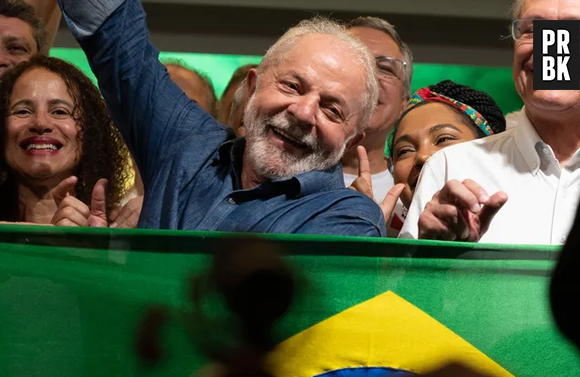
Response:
[407,87,494,136]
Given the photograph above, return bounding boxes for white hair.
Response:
[228,80,245,126]
[510,0,523,21]
[257,17,379,134]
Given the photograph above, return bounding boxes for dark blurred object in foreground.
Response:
[419,363,495,377]
[136,238,296,377]
[196,240,295,377]
[551,207,580,351]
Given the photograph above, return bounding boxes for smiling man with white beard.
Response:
[243,99,349,180]
[56,0,390,236]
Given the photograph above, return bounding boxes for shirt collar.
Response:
[292,163,347,197]
[217,137,347,197]
[514,107,546,176]
[217,131,242,164]
[217,135,245,189]
[259,162,346,198]
[514,107,580,174]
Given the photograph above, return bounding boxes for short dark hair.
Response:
[347,16,413,96]
[162,60,218,118]
[0,55,130,220]
[0,0,47,54]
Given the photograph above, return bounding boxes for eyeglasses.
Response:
[510,18,535,41]
[375,56,407,81]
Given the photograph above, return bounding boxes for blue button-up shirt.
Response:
[58,0,386,236]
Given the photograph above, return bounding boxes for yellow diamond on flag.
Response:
[268,291,514,377]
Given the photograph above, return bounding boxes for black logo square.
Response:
[533,20,580,90]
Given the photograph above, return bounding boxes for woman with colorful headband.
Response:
[386,80,506,230]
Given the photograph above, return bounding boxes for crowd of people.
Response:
[0,0,577,245]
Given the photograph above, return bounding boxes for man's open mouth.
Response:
[270,126,309,149]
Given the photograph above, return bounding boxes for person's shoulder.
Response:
[315,188,383,220]
[298,188,386,237]
[183,119,235,145]
[445,129,516,154]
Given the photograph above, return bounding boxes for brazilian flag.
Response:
[0,226,577,377]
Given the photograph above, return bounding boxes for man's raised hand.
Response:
[349,146,405,223]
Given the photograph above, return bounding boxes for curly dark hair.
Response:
[389,79,506,156]
[0,0,47,54]
[0,55,130,221]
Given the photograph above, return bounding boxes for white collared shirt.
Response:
[399,108,580,245]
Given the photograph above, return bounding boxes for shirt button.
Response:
[532,163,538,169]
[560,235,567,243]
[543,147,550,155]
[228,198,236,205]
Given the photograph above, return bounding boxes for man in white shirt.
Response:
[399,0,580,245]
[342,17,413,235]
[504,110,521,130]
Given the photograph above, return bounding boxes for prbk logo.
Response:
[534,20,580,90]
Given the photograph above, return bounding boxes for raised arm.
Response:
[26,0,61,52]
[57,0,224,184]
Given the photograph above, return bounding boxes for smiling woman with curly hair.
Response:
[0,55,131,225]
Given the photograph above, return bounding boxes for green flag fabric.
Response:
[0,225,577,377]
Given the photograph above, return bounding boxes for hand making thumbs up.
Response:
[51,176,109,227]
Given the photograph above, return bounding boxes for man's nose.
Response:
[286,94,318,128]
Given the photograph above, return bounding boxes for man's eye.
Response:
[8,45,27,53]
[283,82,298,91]
[378,65,395,76]
[326,106,343,119]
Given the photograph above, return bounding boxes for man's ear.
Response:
[246,68,258,97]
[345,132,365,152]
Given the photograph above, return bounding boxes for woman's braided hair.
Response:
[426,79,506,136]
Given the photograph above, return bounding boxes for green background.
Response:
[48,48,524,115]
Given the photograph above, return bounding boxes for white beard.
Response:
[243,95,349,179]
